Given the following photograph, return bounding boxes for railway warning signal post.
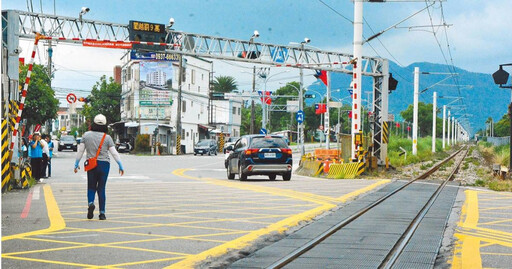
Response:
[492,63,512,172]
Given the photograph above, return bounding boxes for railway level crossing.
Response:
[2,9,390,187]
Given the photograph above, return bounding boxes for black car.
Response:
[194,139,218,156]
[58,135,77,151]
[226,135,292,181]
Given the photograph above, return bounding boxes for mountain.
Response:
[305,61,509,135]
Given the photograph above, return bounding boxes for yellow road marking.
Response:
[2,185,65,241]
[452,190,481,269]
[167,168,390,269]
[2,254,95,267]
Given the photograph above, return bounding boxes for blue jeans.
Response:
[87,161,110,213]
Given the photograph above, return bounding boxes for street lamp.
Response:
[492,63,512,171]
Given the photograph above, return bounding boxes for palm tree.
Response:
[212,76,238,93]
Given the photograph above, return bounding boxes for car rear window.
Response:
[250,137,288,148]
[61,136,75,142]
[196,140,210,146]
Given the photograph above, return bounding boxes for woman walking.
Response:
[74,114,124,220]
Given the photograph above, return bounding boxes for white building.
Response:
[146,70,166,86]
[211,99,242,138]
[54,102,86,135]
[119,54,213,154]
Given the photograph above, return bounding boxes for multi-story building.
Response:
[210,98,242,138]
[54,102,86,135]
[119,52,213,154]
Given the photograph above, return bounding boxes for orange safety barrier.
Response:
[314,149,340,161]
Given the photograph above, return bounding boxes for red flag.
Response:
[259,91,272,105]
[315,103,326,114]
[314,70,328,86]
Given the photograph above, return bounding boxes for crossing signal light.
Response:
[389,73,398,93]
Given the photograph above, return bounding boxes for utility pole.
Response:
[176,54,183,154]
[447,111,451,146]
[250,66,256,134]
[452,117,455,145]
[412,67,419,155]
[325,71,331,149]
[442,105,446,149]
[352,0,363,160]
[299,67,305,155]
[432,91,437,153]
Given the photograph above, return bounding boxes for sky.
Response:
[3,0,512,100]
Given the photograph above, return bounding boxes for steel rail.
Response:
[266,147,465,269]
[380,146,468,268]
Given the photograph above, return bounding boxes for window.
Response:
[191,70,195,84]
[188,84,190,91]
[182,100,186,112]
[238,107,241,115]
[232,107,236,115]
[191,101,193,107]
[201,74,204,81]
[198,86,200,92]
[181,129,185,137]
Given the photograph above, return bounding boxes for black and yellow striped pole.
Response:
[176,135,181,155]
[382,121,389,144]
[219,133,224,153]
[2,120,12,192]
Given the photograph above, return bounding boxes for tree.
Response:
[241,105,262,135]
[212,76,237,93]
[81,76,122,125]
[19,64,59,129]
[268,82,299,132]
[400,102,443,137]
[494,114,510,137]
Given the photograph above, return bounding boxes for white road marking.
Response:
[32,185,40,200]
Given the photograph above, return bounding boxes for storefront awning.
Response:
[198,124,215,130]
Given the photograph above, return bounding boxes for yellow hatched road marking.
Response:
[2,185,65,241]
[167,168,389,269]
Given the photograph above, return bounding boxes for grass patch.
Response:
[388,135,447,167]
[488,180,512,191]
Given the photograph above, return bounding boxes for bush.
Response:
[134,134,150,153]
[488,180,512,192]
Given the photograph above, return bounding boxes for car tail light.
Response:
[247,165,254,171]
[244,148,259,155]
[282,148,292,155]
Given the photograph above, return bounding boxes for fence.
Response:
[486,136,510,146]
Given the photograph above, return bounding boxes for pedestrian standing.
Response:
[41,134,50,178]
[45,135,54,177]
[29,132,43,182]
[27,134,33,161]
[74,114,124,220]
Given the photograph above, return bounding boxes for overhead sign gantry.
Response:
[3,9,390,164]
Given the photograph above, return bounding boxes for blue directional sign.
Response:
[260,128,268,135]
[296,110,305,124]
[270,47,289,63]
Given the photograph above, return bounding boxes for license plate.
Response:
[264,153,276,158]
[66,146,71,148]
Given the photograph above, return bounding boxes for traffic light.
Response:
[304,94,315,98]
[153,128,158,136]
[78,97,89,103]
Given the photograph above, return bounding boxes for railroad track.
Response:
[232,146,469,269]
